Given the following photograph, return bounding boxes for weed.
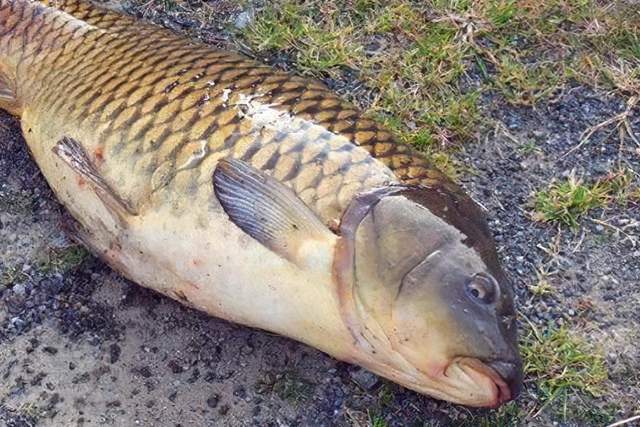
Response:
[533,175,610,228]
[521,323,608,409]
[486,0,518,29]
[494,57,563,105]
[256,370,315,405]
[599,169,640,206]
[18,401,41,422]
[533,169,639,228]
[528,272,554,297]
[458,401,522,426]
[519,140,542,155]
[1,264,26,287]
[376,383,395,407]
[36,245,88,274]
[367,411,387,427]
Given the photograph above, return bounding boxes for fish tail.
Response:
[0,0,96,116]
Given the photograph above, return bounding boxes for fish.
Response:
[0,0,522,407]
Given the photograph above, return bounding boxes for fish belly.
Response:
[21,111,349,357]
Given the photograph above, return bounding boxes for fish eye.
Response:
[465,273,497,305]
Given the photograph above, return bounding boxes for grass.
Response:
[458,402,522,427]
[36,245,88,274]
[241,0,485,178]
[367,412,388,427]
[241,1,640,181]
[256,370,316,405]
[1,264,26,288]
[528,269,554,297]
[376,383,395,408]
[532,175,611,228]
[520,322,608,418]
[532,169,640,228]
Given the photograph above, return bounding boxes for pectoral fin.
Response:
[213,158,335,267]
[53,136,137,220]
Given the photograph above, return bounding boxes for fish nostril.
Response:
[465,273,497,305]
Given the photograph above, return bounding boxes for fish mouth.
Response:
[450,357,522,408]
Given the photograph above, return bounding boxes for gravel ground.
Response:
[1,2,639,426]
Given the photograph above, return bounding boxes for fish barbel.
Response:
[0,0,522,407]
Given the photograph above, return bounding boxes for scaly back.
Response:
[1,0,464,223]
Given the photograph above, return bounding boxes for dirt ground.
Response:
[1,1,639,426]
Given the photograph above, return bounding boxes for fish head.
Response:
[337,185,522,407]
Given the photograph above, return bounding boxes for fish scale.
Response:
[1,0,462,222]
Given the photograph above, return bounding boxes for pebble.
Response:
[234,11,252,29]
[349,368,379,391]
[206,394,220,409]
[11,283,25,296]
[240,344,254,356]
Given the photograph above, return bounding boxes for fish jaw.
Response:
[449,357,513,407]
[340,342,517,408]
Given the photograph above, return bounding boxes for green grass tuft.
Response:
[521,324,608,407]
[533,169,639,228]
[36,245,89,274]
[533,175,610,228]
[367,411,388,427]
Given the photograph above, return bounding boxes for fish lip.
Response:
[454,357,517,407]
[487,359,523,401]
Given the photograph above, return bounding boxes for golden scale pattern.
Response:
[3,0,461,223]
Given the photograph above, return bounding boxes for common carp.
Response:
[0,0,522,407]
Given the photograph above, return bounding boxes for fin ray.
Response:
[213,158,333,266]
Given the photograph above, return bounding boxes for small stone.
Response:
[136,366,153,378]
[167,360,184,374]
[109,344,121,364]
[349,368,379,391]
[234,11,252,29]
[11,283,25,296]
[42,346,58,355]
[240,345,254,356]
[206,394,220,409]
[10,317,25,330]
[233,386,246,399]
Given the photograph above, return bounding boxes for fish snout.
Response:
[487,359,523,404]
